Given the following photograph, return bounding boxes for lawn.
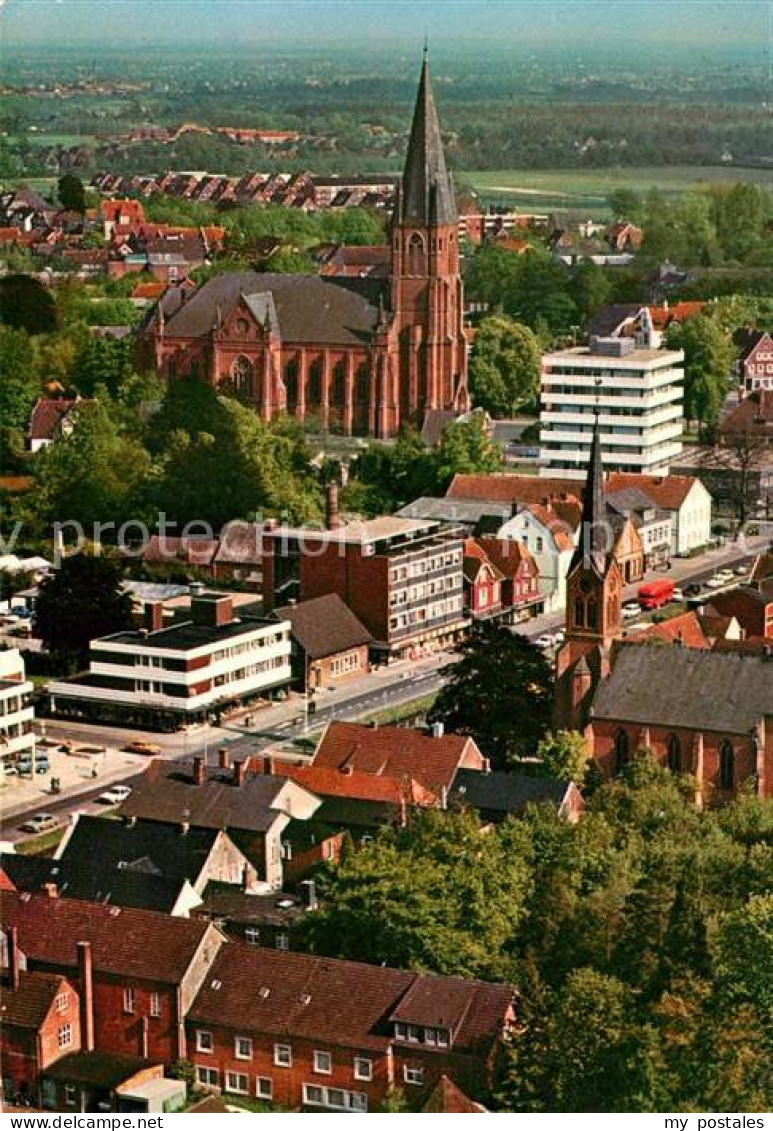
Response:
[469,166,773,215]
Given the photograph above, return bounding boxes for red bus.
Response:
[637,579,675,610]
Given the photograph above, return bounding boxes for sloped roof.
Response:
[451,768,572,815]
[312,720,485,791]
[628,611,711,650]
[398,54,456,227]
[423,1075,487,1113]
[142,535,219,566]
[475,536,538,581]
[592,643,773,733]
[28,398,90,442]
[2,891,217,983]
[273,594,371,660]
[605,472,702,510]
[447,473,581,505]
[272,762,437,807]
[0,971,65,1030]
[214,520,263,566]
[189,941,513,1055]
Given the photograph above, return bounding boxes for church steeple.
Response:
[571,413,609,575]
[398,50,456,227]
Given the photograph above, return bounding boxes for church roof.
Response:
[158,272,385,347]
[399,52,456,227]
[570,415,609,575]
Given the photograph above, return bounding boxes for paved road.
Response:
[3,540,763,841]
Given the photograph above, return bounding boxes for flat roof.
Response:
[97,615,284,653]
[544,345,683,365]
[267,516,435,546]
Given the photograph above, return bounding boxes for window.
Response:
[614,729,630,774]
[64,1084,77,1106]
[245,927,260,945]
[235,1036,253,1060]
[303,1085,367,1111]
[274,1043,292,1067]
[314,1050,332,1075]
[256,1077,273,1100]
[226,1071,249,1095]
[122,987,134,1014]
[56,992,69,1013]
[666,734,682,773]
[276,932,289,951]
[720,740,735,790]
[149,992,161,1018]
[57,1023,73,1049]
[354,1056,372,1081]
[196,1029,214,1053]
[303,1084,325,1105]
[196,1066,219,1087]
[574,597,586,629]
[404,1065,425,1086]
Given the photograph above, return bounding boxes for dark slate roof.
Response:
[587,304,640,338]
[159,271,384,346]
[0,971,63,1029]
[43,1051,160,1088]
[195,883,306,928]
[0,853,59,892]
[53,814,219,911]
[399,53,456,226]
[571,415,609,575]
[311,796,397,831]
[274,594,371,660]
[120,759,301,832]
[395,496,511,527]
[592,644,773,733]
[451,769,570,816]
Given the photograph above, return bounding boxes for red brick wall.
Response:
[0,978,80,1098]
[90,975,178,1063]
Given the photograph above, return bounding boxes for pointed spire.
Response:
[399,50,456,227]
[571,412,609,574]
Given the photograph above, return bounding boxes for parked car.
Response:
[706,575,726,589]
[552,629,566,645]
[20,813,57,835]
[535,634,554,651]
[734,564,748,576]
[121,740,162,756]
[622,601,641,620]
[17,755,50,775]
[97,784,133,806]
[684,583,703,597]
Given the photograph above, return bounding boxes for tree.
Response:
[536,730,591,785]
[34,552,132,671]
[57,173,86,215]
[608,188,643,221]
[666,315,734,434]
[429,625,553,767]
[468,316,541,416]
[0,274,58,335]
[713,894,773,1021]
[569,261,613,322]
[432,414,503,489]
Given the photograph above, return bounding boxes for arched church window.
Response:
[666,733,681,773]
[407,231,425,276]
[586,598,598,630]
[284,359,298,408]
[231,355,254,399]
[614,729,630,774]
[307,358,322,406]
[356,365,369,404]
[573,597,585,629]
[719,740,734,790]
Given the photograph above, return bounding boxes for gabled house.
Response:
[28,398,95,453]
[473,536,542,619]
[462,540,503,620]
[497,504,576,613]
[273,594,371,691]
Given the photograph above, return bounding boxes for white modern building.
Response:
[539,329,684,480]
[0,648,35,763]
[46,593,292,729]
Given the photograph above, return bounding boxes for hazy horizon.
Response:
[0,0,769,52]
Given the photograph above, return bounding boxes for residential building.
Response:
[709,583,773,640]
[28,398,95,453]
[272,594,371,691]
[605,472,712,556]
[450,769,584,824]
[2,891,225,1065]
[186,942,515,1110]
[45,593,292,729]
[41,1054,184,1114]
[0,648,35,766]
[261,514,466,662]
[539,333,684,480]
[735,329,773,395]
[606,487,672,571]
[473,537,543,619]
[718,391,773,448]
[462,540,503,620]
[140,54,469,439]
[119,751,323,889]
[311,720,487,795]
[497,504,575,613]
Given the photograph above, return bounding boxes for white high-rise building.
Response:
[539,323,684,480]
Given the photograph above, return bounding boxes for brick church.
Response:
[555,418,773,802]
[141,52,469,438]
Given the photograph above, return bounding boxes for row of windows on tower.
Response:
[613,730,736,789]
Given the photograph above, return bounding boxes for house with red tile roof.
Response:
[462,539,504,620]
[186,941,515,1111]
[474,536,542,617]
[628,610,712,650]
[28,398,95,453]
[497,503,576,613]
[2,890,225,1065]
[100,199,146,239]
[312,720,487,793]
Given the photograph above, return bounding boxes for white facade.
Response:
[669,481,713,556]
[0,648,35,761]
[498,510,575,613]
[539,338,685,480]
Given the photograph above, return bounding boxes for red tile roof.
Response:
[475,536,538,582]
[312,721,486,792]
[2,891,220,984]
[630,611,711,650]
[0,971,69,1030]
[100,199,146,225]
[189,941,514,1055]
[423,1075,487,1113]
[605,472,701,510]
[142,535,219,566]
[525,504,575,553]
[28,398,87,442]
[265,761,438,807]
[447,473,580,505]
[131,281,167,300]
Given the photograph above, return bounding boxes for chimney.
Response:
[144,602,164,633]
[299,878,318,911]
[43,882,59,899]
[193,755,205,785]
[77,941,95,1053]
[430,721,444,739]
[264,756,275,776]
[218,747,230,771]
[325,482,340,531]
[180,820,190,836]
[233,760,248,787]
[8,926,21,991]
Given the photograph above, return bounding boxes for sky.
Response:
[0,0,769,51]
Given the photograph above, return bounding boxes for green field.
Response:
[470,165,773,214]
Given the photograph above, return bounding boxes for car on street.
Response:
[97,784,133,806]
[684,583,703,597]
[17,754,50,775]
[20,813,57,835]
[552,629,566,646]
[121,740,162,756]
[706,575,726,589]
[734,564,748,576]
[622,601,641,620]
[535,634,554,651]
